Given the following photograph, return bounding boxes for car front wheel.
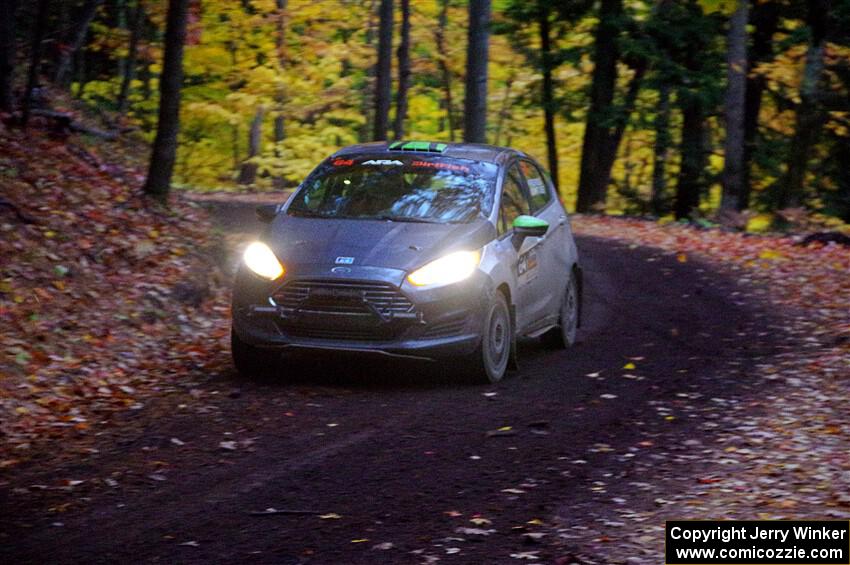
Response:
[464,291,512,384]
[231,329,280,377]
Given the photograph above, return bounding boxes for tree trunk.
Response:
[674,95,706,220]
[393,0,411,140]
[597,63,645,197]
[778,1,828,210]
[238,106,265,185]
[575,0,622,212]
[720,0,749,213]
[741,0,779,210]
[372,0,393,141]
[116,0,127,80]
[359,0,377,142]
[778,43,826,209]
[435,0,455,141]
[274,115,284,145]
[21,0,49,127]
[0,0,17,113]
[539,2,558,194]
[463,0,490,143]
[140,59,151,100]
[273,0,287,189]
[275,0,287,63]
[651,82,671,215]
[55,0,104,88]
[117,0,144,115]
[142,0,189,202]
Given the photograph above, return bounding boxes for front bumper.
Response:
[231,265,492,361]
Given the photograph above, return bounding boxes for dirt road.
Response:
[1,204,786,564]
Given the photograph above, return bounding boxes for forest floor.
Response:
[1,125,849,563]
[546,216,850,563]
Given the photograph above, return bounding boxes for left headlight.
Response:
[407,250,481,287]
[243,241,285,280]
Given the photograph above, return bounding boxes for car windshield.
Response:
[286,156,498,223]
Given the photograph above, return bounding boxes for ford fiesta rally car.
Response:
[231,141,582,383]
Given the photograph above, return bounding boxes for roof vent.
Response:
[388,141,448,153]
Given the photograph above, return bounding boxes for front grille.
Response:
[273,279,415,318]
[272,279,416,341]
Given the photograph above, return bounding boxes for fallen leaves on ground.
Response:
[552,215,850,564]
[0,127,231,460]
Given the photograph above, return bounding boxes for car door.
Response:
[496,162,550,332]
[518,159,569,324]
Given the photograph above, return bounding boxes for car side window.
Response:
[498,164,529,236]
[519,160,552,213]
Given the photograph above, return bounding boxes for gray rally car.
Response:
[231,140,582,383]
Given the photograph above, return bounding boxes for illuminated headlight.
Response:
[407,250,480,287]
[243,241,284,280]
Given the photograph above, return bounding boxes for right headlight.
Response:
[407,250,481,287]
[243,241,285,280]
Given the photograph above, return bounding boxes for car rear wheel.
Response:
[464,292,512,384]
[543,273,578,349]
[231,329,280,377]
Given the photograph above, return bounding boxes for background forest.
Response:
[2,0,850,228]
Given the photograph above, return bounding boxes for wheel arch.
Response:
[495,282,514,325]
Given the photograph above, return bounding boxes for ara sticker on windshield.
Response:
[332,158,354,166]
[361,159,403,166]
[517,248,539,281]
[410,160,470,173]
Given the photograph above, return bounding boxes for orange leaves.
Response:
[0,128,230,457]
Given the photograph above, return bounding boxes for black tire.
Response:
[464,292,512,384]
[231,329,280,377]
[542,273,579,349]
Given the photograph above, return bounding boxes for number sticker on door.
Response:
[517,248,539,283]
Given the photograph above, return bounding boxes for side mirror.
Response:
[256,204,279,223]
[512,215,548,238]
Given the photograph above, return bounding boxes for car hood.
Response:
[265,215,496,273]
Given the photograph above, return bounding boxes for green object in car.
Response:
[512,215,549,229]
[388,140,448,152]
